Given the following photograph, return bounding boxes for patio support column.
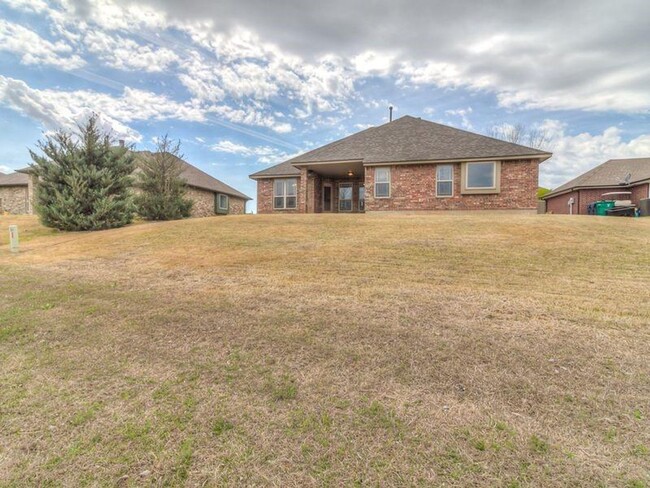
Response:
[299,167,308,213]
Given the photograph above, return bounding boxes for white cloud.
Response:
[84,31,179,72]
[444,106,473,129]
[0,19,85,70]
[540,120,650,188]
[0,76,207,142]
[0,165,14,174]
[208,105,292,134]
[210,139,298,164]
[352,50,395,75]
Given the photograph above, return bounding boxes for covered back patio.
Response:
[297,161,366,213]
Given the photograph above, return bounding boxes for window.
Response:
[436,165,453,197]
[466,162,496,188]
[218,194,229,210]
[461,161,501,194]
[273,178,298,209]
[339,183,353,211]
[375,167,390,197]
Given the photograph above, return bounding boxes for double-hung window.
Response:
[374,167,391,198]
[436,165,453,197]
[273,178,297,209]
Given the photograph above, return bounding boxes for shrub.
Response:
[30,115,135,231]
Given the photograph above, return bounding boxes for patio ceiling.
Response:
[294,160,365,178]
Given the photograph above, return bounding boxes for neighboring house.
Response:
[543,158,650,215]
[134,151,250,216]
[2,151,250,217]
[0,171,31,214]
[250,115,552,213]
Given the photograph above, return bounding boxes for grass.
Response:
[0,211,649,486]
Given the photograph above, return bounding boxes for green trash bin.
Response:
[594,200,615,216]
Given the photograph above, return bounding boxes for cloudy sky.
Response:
[1,0,649,206]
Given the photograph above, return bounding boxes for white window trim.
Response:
[218,193,229,210]
[465,161,497,190]
[273,178,298,210]
[436,164,454,198]
[374,167,391,198]
[338,182,353,212]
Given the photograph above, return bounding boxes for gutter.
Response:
[543,179,650,200]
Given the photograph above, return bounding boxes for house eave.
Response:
[363,153,552,166]
[249,173,301,180]
[543,179,650,200]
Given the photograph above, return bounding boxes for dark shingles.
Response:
[0,172,29,186]
[134,151,251,200]
[250,115,550,179]
[544,158,650,198]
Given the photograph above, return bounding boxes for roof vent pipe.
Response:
[389,105,393,122]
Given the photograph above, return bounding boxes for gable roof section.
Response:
[134,151,251,200]
[249,160,300,179]
[543,158,650,199]
[0,171,29,186]
[250,115,551,179]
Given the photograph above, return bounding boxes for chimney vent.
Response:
[119,139,125,148]
[389,105,393,122]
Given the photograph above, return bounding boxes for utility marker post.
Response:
[9,225,19,253]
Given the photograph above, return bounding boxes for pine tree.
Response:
[29,115,135,231]
[134,135,193,220]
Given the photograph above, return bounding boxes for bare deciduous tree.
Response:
[486,123,553,150]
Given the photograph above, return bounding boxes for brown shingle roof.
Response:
[250,115,551,178]
[14,154,250,200]
[543,157,650,198]
[0,171,29,186]
[249,160,300,178]
[134,151,251,200]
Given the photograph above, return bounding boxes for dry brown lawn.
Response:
[0,212,649,487]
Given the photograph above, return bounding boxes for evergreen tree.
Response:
[29,115,135,231]
[134,135,193,220]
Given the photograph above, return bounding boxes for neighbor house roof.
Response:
[250,115,551,178]
[16,154,250,200]
[543,158,650,199]
[0,171,29,187]
[134,151,251,200]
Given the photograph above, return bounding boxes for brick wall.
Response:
[228,196,247,215]
[546,190,579,214]
[0,186,29,214]
[256,178,302,214]
[186,187,216,218]
[545,183,650,214]
[364,160,539,211]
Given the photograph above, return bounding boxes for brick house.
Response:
[1,151,250,217]
[0,171,32,214]
[543,158,650,215]
[250,115,551,213]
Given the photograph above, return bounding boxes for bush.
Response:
[134,135,193,220]
[30,115,135,231]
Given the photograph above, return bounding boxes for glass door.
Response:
[339,183,352,212]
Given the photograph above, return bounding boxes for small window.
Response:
[466,162,496,189]
[375,167,390,198]
[218,194,229,210]
[436,165,453,197]
[273,178,298,209]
